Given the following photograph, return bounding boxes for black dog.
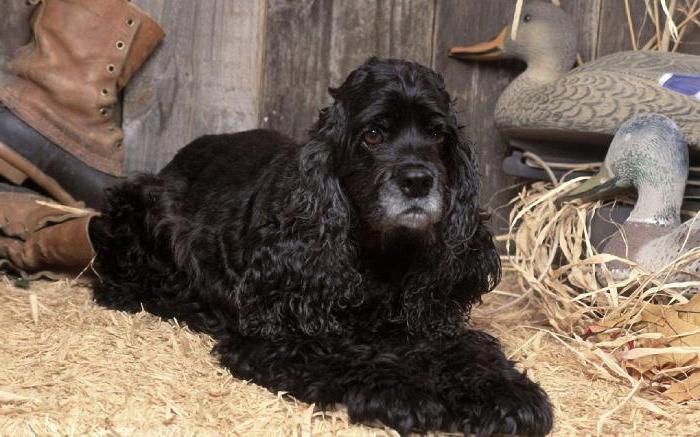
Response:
[89,58,553,436]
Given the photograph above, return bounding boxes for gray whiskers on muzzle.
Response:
[378,181,443,230]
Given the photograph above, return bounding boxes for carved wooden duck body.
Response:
[450,0,700,149]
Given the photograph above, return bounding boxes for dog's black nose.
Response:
[396,165,434,198]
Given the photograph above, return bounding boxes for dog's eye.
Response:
[431,130,446,144]
[363,129,384,146]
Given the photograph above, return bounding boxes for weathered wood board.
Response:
[123,0,266,173]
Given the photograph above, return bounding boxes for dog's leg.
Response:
[214,332,451,435]
[409,329,554,436]
[214,327,552,435]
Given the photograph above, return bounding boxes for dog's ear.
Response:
[316,59,374,144]
[242,117,363,338]
[441,104,501,301]
[311,98,347,146]
[290,137,349,227]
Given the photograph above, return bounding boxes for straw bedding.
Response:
[1,269,699,436]
[505,177,700,403]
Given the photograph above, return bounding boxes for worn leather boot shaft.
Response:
[0,0,164,176]
[0,192,96,280]
[0,109,121,209]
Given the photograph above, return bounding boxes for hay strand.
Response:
[625,0,639,50]
[511,0,525,41]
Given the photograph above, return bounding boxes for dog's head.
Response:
[312,58,480,239]
[288,58,499,333]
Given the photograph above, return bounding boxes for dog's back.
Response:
[89,129,297,330]
[160,129,296,208]
[161,129,295,182]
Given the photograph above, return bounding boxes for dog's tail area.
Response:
[89,175,234,336]
[89,175,191,317]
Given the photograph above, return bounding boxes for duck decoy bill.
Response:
[561,166,622,203]
[449,27,508,61]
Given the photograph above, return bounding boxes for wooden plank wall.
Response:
[123,0,266,172]
[258,0,435,141]
[1,0,699,220]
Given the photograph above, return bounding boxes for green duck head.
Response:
[449,0,577,80]
[565,113,688,226]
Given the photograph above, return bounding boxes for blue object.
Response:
[659,73,700,99]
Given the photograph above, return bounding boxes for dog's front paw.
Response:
[343,384,448,435]
[456,376,553,436]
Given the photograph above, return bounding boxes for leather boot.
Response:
[0,0,164,208]
[0,191,96,280]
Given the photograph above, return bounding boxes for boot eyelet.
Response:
[116,41,125,50]
[99,107,111,117]
[106,64,116,73]
[127,18,135,27]
[100,88,109,96]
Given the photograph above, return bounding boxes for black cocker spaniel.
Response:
[89,58,553,436]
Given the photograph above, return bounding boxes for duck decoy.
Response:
[449,0,700,185]
[564,113,700,284]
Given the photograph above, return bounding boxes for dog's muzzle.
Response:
[379,164,443,230]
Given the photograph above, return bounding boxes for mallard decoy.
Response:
[449,0,700,157]
[564,113,700,284]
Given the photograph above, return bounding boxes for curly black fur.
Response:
[89,58,553,436]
